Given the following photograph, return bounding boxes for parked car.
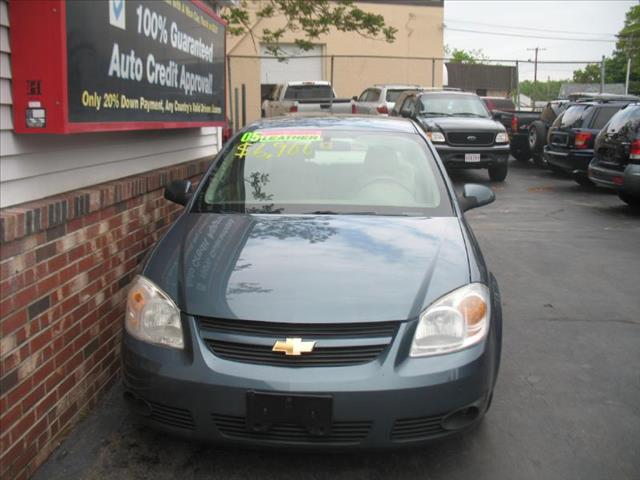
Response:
[544,100,636,185]
[354,84,422,115]
[481,97,516,115]
[498,94,640,165]
[391,90,510,181]
[588,103,640,206]
[123,115,502,449]
[261,81,354,117]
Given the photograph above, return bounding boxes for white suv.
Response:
[353,84,423,116]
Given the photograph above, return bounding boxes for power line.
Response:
[445,20,617,38]
[445,27,617,43]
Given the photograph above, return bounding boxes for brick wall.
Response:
[0,158,210,479]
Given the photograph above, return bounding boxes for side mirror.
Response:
[352,96,358,101]
[491,111,502,120]
[459,184,495,212]
[164,179,192,206]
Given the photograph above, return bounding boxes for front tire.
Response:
[489,163,508,182]
[618,192,640,206]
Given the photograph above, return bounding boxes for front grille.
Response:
[446,131,494,146]
[205,339,386,367]
[391,414,446,441]
[198,317,397,338]
[212,414,372,444]
[148,401,195,430]
[198,317,397,367]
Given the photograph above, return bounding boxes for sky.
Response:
[443,0,637,82]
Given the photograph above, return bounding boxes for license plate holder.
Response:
[246,391,332,436]
[465,153,481,162]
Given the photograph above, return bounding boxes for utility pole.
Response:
[600,55,605,94]
[625,57,631,95]
[527,47,546,110]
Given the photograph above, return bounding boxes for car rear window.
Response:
[487,98,515,111]
[606,105,640,133]
[557,105,590,129]
[193,129,452,216]
[284,85,334,100]
[590,106,623,130]
[386,90,408,103]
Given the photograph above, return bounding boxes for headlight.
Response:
[427,131,446,143]
[410,283,490,357]
[495,132,509,143]
[125,275,184,349]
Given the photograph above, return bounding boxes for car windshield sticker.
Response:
[241,130,322,143]
[235,130,320,159]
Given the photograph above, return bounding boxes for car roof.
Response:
[373,84,422,89]
[567,100,635,107]
[246,114,419,133]
[416,90,478,97]
[286,81,331,86]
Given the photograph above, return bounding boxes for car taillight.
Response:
[352,103,357,114]
[376,104,388,114]
[511,116,518,132]
[574,131,593,149]
[630,139,640,161]
[289,105,298,113]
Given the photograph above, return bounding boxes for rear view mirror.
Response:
[459,184,495,212]
[164,179,192,206]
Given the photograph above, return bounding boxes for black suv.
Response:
[588,103,640,206]
[392,91,510,181]
[544,100,636,185]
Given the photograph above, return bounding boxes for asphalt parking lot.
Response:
[33,159,640,480]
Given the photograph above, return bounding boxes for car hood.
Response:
[143,214,470,323]
[418,116,503,132]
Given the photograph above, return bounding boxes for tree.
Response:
[221,0,397,56]
[519,79,565,102]
[445,46,488,64]
[572,4,639,93]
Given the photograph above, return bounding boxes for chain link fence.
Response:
[227,54,631,129]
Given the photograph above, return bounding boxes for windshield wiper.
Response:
[454,112,487,117]
[419,111,452,117]
[306,211,409,216]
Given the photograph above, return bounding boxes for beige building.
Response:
[226,0,444,124]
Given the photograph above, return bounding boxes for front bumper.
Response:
[544,147,593,174]
[588,160,640,195]
[434,144,510,169]
[122,316,499,449]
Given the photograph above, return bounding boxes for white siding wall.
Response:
[0,0,220,208]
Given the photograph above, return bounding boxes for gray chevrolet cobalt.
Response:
[122,115,502,448]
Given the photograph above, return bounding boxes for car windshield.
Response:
[283,85,334,100]
[193,129,451,216]
[418,94,490,118]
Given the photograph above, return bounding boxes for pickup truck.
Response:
[492,108,545,164]
[262,81,354,117]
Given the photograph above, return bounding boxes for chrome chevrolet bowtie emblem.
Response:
[272,338,316,356]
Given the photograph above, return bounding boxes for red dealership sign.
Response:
[9,0,226,134]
